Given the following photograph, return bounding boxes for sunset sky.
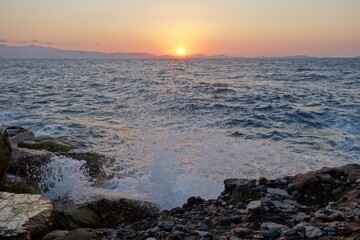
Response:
[1,0,359,57]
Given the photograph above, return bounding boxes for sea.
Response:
[0,58,359,209]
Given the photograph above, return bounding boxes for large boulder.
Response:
[5,126,28,137]
[0,192,53,240]
[43,229,100,240]
[10,130,36,147]
[59,152,112,182]
[19,136,77,153]
[0,127,12,188]
[53,196,160,230]
[222,179,262,205]
[2,174,41,194]
[288,164,360,206]
[8,147,52,181]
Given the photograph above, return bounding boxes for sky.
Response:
[0,0,360,57]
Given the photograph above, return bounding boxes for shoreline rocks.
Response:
[52,196,159,230]
[0,127,12,188]
[1,125,360,239]
[0,192,53,240]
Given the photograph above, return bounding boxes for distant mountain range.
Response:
[0,44,228,59]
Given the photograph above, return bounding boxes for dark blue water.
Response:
[0,58,359,208]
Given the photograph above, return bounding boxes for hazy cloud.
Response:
[0,38,53,45]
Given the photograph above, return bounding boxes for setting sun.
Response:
[177,48,185,56]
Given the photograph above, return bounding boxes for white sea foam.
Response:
[39,130,348,209]
[39,156,96,203]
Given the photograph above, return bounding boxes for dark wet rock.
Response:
[0,192,53,240]
[43,230,69,240]
[305,226,322,238]
[10,130,35,146]
[314,208,345,222]
[183,196,205,208]
[0,127,12,189]
[260,222,290,238]
[232,227,251,238]
[36,163,358,240]
[267,187,289,198]
[283,228,300,239]
[19,136,77,153]
[5,126,28,137]
[223,179,260,204]
[3,129,360,240]
[59,151,113,182]
[8,147,52,181]
[289,164,360,206]
[47,228,100,240]
[246,200,262,211]
[2,174,41,194]
[53,196,159,230]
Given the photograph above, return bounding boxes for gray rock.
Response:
[199,224,209,231]
[305,226,322,239]
[198,231,209,238]
[53,196,159,230]
[218,237,228,240]
[19,136,77,153]
[8,147,51,180]
[56,228,100,240]
[2,174,41,194]
[260,222,290,238]
[324,227,337,236]
[0,127,12,188]
[0,192,53,240]
[163,220,175,231]
[11,146,50,162]
[229,236,240,240]
[246,200,261,211]
[5,126,28,137]
[283,229,299,238]
[151,226,160,233]
[43,230,69,240]
[10,130,35,146]
[267,188,289,197]
[314,209,345,221]
[233,227,251,238]
[217,199,226,206]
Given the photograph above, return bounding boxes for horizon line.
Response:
[0,43,359,59]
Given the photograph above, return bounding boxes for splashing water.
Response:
[39,130,350,209]
[39,156,96,203]
[2,58,358,209]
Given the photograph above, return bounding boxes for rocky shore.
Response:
[1,126,360,239]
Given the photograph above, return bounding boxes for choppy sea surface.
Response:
[0,58,359,209]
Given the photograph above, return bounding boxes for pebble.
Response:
[324,226,337,236]
[151,226,160,233]
[260,222,290,238]
[198,224,208,231]
[267,188,290,197]
[163,220,175,231]
[305,226,322,239]
[218,199,226,206]
[246,200,261,211]
[229,236,240,240]
[197,231,209,238]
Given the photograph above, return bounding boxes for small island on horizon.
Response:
[0,44,229,59]
[1,44,358,59]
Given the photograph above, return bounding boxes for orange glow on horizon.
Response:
[177,47,185,56]
[0,1,359,57]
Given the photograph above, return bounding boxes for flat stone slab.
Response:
[0,192,53,240]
